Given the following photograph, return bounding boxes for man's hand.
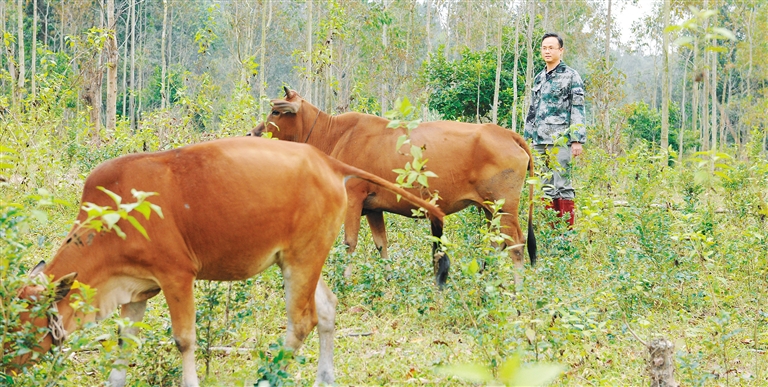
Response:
[571,142,583,157]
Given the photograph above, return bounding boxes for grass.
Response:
[3,119,768,386]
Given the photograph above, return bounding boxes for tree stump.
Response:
[648,337,679,387]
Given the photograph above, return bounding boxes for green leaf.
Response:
[396,135,408,151]
[417,174,429,187]
[89,219,104,232]
[30,209,48,224]
[499,353,521,381]
[112,224,127,239]
[126,216,150,240]
[149,203,164,219]
[672,36,694,47]
[711,27,736,40]
[423,171,438,178]
[468,259,480,274]
[406,173,418,186]
[102,212,121,229]
[134,201,152,220]
[410,145,423,161]
[97,186,123,206]
[509,364,566,386]
[436,364,493,383]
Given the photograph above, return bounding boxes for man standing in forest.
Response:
[524,32,586,228]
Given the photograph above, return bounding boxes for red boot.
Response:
[558,199,575,228]
[543,197,559,212]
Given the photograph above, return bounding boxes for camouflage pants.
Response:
[533,144,575,200]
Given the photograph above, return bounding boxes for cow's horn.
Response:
[284,86,290,97]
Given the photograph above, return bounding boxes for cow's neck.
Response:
[306,111,345,155]
[308,111,386,156]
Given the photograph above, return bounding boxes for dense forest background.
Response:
[1,0,766,156]
[2,1,768,386]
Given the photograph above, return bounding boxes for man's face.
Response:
[541,37,563,66]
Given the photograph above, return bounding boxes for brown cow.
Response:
[249,88,536,288]
[9,137,443,387]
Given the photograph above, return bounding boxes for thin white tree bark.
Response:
[306,0,313,101]
[603,0,612,143]
[259,0,271,102]
[160,0,168,109]
[512,2,521,131]
[106,0,118,131]
[523,0,534,112]
[31,0,37,99]
[0,1,5,91]
[661,0,670,154]
[492,10,502,124]
[17,0,24,92]
[122,7,128,118]
[129,0,136,130]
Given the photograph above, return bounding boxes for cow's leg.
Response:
[431,219,450,288]
[314,278,337,385]
[366,211,389,259]
[498,200,526,289]
[343,194,365,255]
[281,259,330,385]
[107,300,148,387]
[343,192,366,278]
[162,277,199,387]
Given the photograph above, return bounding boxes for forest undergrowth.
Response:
[2,104,767,386]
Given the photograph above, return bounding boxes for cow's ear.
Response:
[272,100,300,114]
[53,273,78,302]
[28,261,46,278]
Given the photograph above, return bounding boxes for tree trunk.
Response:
[31,0,37,100]
[106,0,118,131]
[122,5,129,118]
[306,0,313,101]
[511,4,521,132]
[0,0,4,91]
[129,0,136,130]
[680,52,689,159]
[660,0,670,155]
[648,338,679,387]
[702,66,709,151]
[160,0,168,109]
[492,12,502,124]
[710,48,717,155]
[380,22,387,116]
[523,0,535,113]
[426,0,431,54]
[17,0,24,95]
[603,0,612,147]
[259,0,271,104]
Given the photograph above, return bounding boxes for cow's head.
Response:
[3,261,77,372]
[248,87,318,142]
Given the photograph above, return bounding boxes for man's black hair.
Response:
[541,32,563,48]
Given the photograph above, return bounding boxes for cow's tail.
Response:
[327,157,445,226]
[512,133,537,266]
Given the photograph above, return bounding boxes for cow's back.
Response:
[73,137,347,281]
[330,120,529,214]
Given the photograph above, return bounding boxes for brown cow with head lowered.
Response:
[249,88,536,288]
[9,137,443,387]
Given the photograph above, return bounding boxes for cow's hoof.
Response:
[343,264,353,280]
[434,251,450,289]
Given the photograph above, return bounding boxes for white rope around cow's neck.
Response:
[33,272,67,346]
